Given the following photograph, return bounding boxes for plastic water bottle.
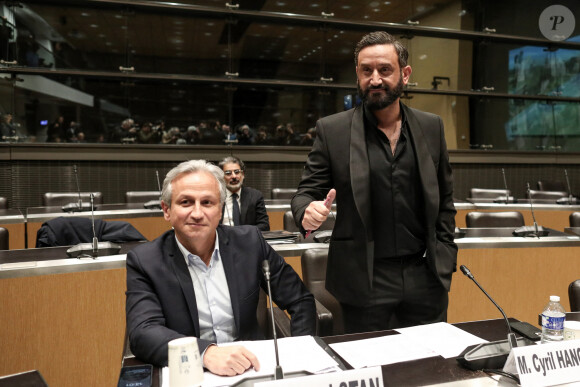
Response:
[540,295,566,343]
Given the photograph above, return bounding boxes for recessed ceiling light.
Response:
[105,42,113,46]
[276,1,286,6]
[114,14,123,19]
[207,22,215,26]
[90,24,98,28]
[81,12,90,17]
[341,5,351,9]
[204,32,212,36]
[384,1,391,4]
[369,1,379,6]
[310,3,320,7]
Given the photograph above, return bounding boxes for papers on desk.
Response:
[329,322,487,369]
[162,336,341,387]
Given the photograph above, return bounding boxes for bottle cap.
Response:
[550,295,560,302]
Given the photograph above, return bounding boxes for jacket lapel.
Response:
[239,187,248,224]
[216,226,241,330]
[349,106,375,286]
[403,105,439,226]
[166,235,201,337]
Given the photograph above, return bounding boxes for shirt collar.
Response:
[175,231,220,265]
[227,189,241,200]
[363,101,408,133]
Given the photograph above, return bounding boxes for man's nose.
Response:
[190,203,203,218]
[370,70,382,85]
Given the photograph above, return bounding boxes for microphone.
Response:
[66,194,121,258]
[456,265,531,371]
[557,169,577,205]
[62,165,92,212]
[513,182,548,237]
[494,168,515,204]
[262,260,284,380]
[143,170,162,209]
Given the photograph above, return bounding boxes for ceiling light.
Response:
[114,14,123,19]
[90,24,98,28]
[81,12,90,17]
[384,1,391,4]
[341,5,351,9]
[369,1,379,7]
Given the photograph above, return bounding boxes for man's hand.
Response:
[203,345,260,376]
[302,189,336,231]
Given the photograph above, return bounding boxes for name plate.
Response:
[256,366,384,387]
[506,340,580,386]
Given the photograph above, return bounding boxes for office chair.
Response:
[537,180,567,192]
[465,211,525,228]
[125,191,161,204]
[469,188,511,199]
[569,280,580,312]
[43,192,103,207]
[0,196,6,209]
[527,189,568,201]
[271,188,297,200]
[570,212,580,227]
[301,248,343,336]
[0,227,8,250]
[36,217,146,248]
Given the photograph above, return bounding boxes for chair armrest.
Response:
[314,299,334,337]
[271,307,292,338]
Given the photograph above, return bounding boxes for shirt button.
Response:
[216,326,220,331]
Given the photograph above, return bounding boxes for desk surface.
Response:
[0,209,25,224]
[3,234,580,278]
[26,204,164,221]
[127,314,580,387]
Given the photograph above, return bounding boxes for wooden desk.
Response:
[1,238,578,387]
[0,209,26,249]
[25,204,171,247]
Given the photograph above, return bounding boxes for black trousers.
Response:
[340,254,448,334]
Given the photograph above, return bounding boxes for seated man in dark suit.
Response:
[218,156,270,231]
[126,159,315,376]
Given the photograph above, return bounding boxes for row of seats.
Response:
[466,211,580,228]
[0,188,298,210]
[470,188,569,201]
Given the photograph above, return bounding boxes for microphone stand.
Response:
[262,260,284,380]
[501,168,509,204]
[460,265,517,350]
[143,170,162,209]
[91,194,98,257]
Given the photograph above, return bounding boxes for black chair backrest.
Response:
[537,180,567,192]
[469,188,510,199]
[43,192,103,207]
[125,191,161,204]
[569,279,580,312]
[528,189,567,200]
[570,212,580,227]
[0,227,8,250]
[301,249,343,335]
[271,188,297,199]
[466,211,525,228]
[0,196,7,209]
[36,217,146,247]
[283,211,335,242]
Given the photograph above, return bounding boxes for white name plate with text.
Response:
[256,366,384,387]
[507,340,580,387]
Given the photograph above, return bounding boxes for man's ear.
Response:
[402,65,412,84]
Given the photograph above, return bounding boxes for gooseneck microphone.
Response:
[262,260,284,380]
[91,194,98,256]
[564,169,577,205]
[513,183,548,237]
[143,170,163,209]
[66,193,121,258]
[460,265,518,350]
[62,165,92,212]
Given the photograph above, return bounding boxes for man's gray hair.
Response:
[354,31,409,69]
[161,160,226,207]
[218,156,245,171]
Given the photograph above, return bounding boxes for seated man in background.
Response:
[219,156,270,231]
[125,159,315,375]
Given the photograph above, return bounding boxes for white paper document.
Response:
[329,322,488,369]
[329,333,437,369]
[162,335,341,387]
[395,322,488,359]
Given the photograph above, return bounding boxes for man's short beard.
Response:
[358,74,404,111]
